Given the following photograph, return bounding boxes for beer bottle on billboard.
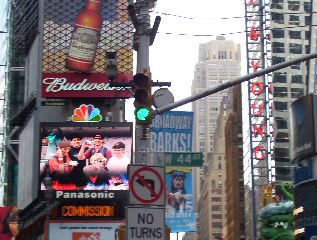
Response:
[65,0,102,73]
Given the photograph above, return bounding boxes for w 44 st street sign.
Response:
[151,152,203,167]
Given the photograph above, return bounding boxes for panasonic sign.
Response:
[55,190,124,199]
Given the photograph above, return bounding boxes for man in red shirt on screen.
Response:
[48,140,77,190]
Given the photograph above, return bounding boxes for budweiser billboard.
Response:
[41,0,133,98]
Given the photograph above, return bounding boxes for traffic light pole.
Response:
[154,52,317,116]
[129,0,158,165]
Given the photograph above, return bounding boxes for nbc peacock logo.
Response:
[71,104,102,122]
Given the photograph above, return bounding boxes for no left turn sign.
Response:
[128,165,165,206]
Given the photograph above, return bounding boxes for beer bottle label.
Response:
[68,26,100,62]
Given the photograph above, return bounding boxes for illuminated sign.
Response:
[61,205,115,217]
[55,190,119,199]
[294,159,313,184]
[71,104,102,122]
[293,206,304,216]
[41,0,133,98]
[39,122,132,201]
[294,228,305,235]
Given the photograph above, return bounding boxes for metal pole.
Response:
[46,200,50,240]
[133,0,152,165]
[154,52,317,115]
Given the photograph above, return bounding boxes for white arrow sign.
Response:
[129,165,165,206]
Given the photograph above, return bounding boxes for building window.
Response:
[273,87,288,97]
[212,205,221,211]
[276,132,288,141]
[212,214,222,219]
[289,43,302,54]
[272,56,285,65]
[272,0,283,3]
[288,1,300,11]
[305,16,311,25]
[276,137,289,143]
[212,222,223,229]
[275,117,288,129]
[275,148,289,157]
[272,42,285,53]
[274,101,288,110]
[276,167,291,176]
[273,72,287,83]
[212,180,216,188]
[272,29,284,38]
[275,157,290,162]
[211,197,222,202]
[271,3,283,9]
[291,63,301,70]
[271,12,284,23]
[291,75,303,83]
[291,88,304,98]
[289,31,301,39]
[289,15,300,25]
[304,2,311,12]
[305,31,310,40]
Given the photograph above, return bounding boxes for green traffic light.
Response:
[135,107,151,121]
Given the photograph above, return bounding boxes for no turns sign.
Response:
[128,165,165,206]
[126,207,165,240]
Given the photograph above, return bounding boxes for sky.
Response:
[125,0,247,122]
[126,0,247,239]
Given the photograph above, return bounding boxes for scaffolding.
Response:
[244,0,274,238]
[0,0,9,206]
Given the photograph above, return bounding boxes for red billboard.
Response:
[39,122,132,200]
[0,207,18,240]
[41,0,133,98]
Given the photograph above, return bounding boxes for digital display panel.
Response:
[39,122,132,199]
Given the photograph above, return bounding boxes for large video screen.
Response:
[39,122,132,196]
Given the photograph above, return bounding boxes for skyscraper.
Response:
[190,36,241,240]
[270,0,312,182]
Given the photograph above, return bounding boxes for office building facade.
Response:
[190,36,241,240]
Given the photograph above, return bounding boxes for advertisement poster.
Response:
[165,167,195,232]
[40,122,132,197]
[42,0,133,98]
[150,111,193,152]
[150,111,196,233]
[290,94,316,162]
[48,221,122,240]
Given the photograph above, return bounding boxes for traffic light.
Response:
[262,184,272,206]
[133,72,153,125]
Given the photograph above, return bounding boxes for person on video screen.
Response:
[68,136,88,189]
[83,153,109,190]
[78,134,112,162]
[48,140,78,190]
[107,142,130,175]
[107,142,129,190]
